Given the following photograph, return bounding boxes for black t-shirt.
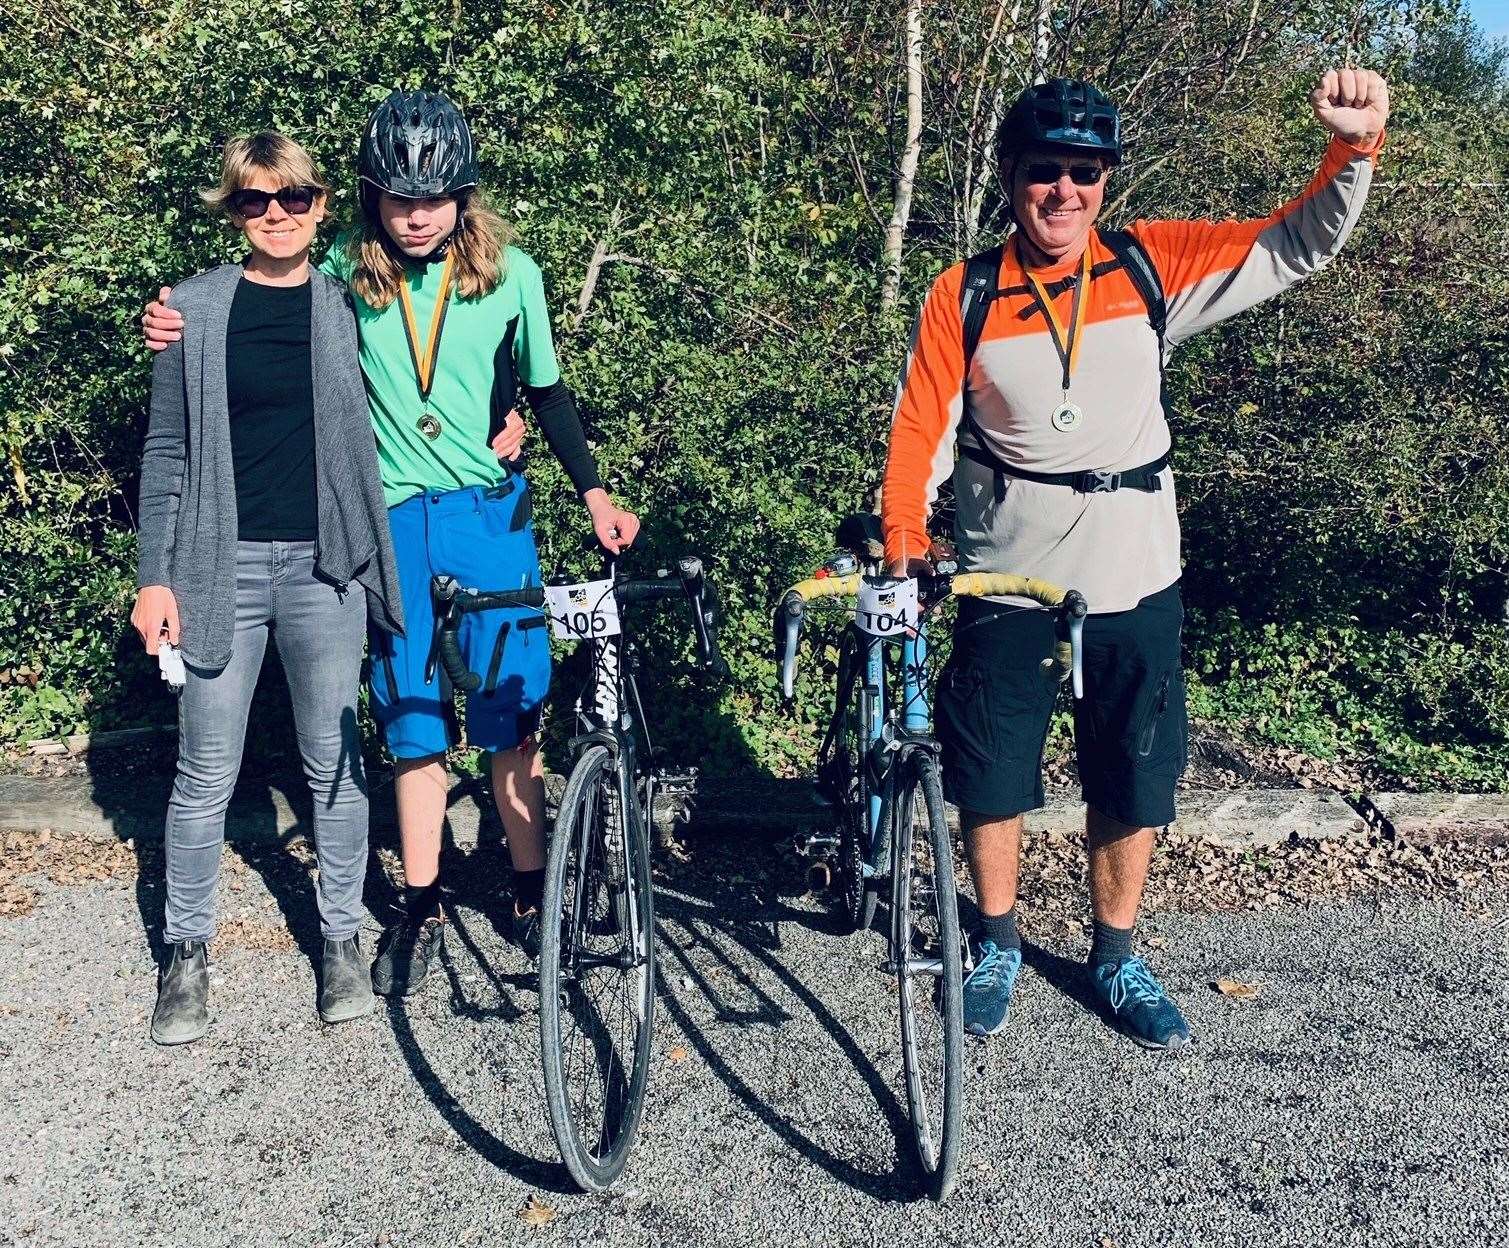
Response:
[225,277,317,541]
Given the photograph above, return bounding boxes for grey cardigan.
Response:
[136,264,405,669]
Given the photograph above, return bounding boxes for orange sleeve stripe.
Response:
[882,264,967,567]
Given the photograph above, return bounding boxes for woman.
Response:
[133,133,405,1044]
[145,92,639,997]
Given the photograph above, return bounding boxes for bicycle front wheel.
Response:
[889,749,964,1201]
[539,744,656,1191]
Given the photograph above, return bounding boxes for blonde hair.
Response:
[347,190,512,309]
[200,132,330,218]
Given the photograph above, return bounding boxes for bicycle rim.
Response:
[539,745,656,1191]
[891,752,964,1201]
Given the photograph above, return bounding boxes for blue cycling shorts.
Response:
[370,481,551,759]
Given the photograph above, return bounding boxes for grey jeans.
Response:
[163,541,369,944]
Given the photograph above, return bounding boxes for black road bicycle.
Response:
[431,552,726,1191]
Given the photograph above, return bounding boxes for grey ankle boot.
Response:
[319,935,375,1024]
[151,940,209,1046]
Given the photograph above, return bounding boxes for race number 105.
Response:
[545,579,622,641]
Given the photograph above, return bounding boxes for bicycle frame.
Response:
[855,615,931,880]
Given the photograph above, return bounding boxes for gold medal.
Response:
[397,253,456,443]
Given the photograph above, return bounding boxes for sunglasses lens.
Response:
[1024,162,1104,186]
[229,190,272,218]
[281,186,316,214]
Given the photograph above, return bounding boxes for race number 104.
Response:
[854,578,918,639]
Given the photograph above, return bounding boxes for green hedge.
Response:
[4,0,1506,787]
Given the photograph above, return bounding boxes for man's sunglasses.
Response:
[226,185,320,219]
[1022,161,1106,187]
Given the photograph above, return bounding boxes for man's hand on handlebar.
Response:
[889,558,934,579]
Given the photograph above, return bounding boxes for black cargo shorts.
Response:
[934,580,1188,828]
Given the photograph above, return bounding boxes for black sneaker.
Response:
[370,915,445,997]
[319,935,376,1023]
[511,903,542,961]
[151,940,209,1046]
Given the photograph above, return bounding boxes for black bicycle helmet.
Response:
[996,78,1122,166]
[358,89,479,198]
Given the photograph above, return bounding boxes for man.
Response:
[882,70,1388,1048]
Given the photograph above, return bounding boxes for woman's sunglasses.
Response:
[1022,161,1106,187]
[226,185,320,219]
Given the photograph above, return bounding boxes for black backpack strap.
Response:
[1097,228,1166,348]
[959,244,1005,375]
[1100,227,1174,434]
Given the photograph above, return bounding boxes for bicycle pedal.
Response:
[655,769,698,796]
[798,832,840,856]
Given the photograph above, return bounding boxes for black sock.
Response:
[1089,918,1134,966]
[978,907,1021,952]
[405,881,442,923]
[514,868,544,913]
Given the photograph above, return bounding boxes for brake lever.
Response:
[1065,590,1088,699]
[426,575,461,685]
[676,556,725,673]
[777,592,804,704]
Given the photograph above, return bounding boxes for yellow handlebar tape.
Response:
[948,572,1068,608]
[786,573,865,602]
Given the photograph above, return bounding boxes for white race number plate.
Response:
[854,577,918,638]
[544,579,622,640]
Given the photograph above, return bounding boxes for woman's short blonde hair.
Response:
[200,132,330,217]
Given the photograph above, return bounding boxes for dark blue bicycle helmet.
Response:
[996,78,1123,166]
[358,89,479,199]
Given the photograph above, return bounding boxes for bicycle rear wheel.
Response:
[539,744,656,1191]
[889,749,963,1201]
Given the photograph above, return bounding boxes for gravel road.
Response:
[1,826,1505,1248]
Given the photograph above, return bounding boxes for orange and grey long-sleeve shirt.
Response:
[881,133,1383,613]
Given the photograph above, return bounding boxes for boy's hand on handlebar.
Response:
[131,586,180,654]
[585,489,640,555]
[489,408,526,461]
[143,287,183,351]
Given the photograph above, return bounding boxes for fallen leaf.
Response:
[667,1045,689,1063]
[1212,977,1261,1001]
[518,1195,557,1228]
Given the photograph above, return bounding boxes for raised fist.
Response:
[1310,68,1390,148]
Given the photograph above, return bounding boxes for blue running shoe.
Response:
[961,938,1022,1037]
[1089,956,1192,1051]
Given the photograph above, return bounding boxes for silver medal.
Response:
[1050,400,1083,433]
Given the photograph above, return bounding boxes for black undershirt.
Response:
[225,276,317,541]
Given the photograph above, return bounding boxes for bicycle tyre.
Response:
[539,744,656,1191]
[889,749,963,1201]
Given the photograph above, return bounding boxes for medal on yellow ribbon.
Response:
[1021,241,1093,434]
[397,251,457,442]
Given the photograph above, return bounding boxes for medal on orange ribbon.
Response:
[397,252,457,442]
[1022,242,1093,434]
